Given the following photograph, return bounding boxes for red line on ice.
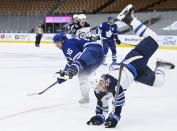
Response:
[0,104,66,121]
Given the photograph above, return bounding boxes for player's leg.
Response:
[78,73,90,104]
[109,41,117,62]
[118,4,159,72]
[153,59,175,87]
[35,35,38,47]
[36,34,40,47]
[78,45,104,70]
[38,34,42,46]
[117,4,158,40]
[76,45,104,103]
[102,40,109,62]
[136,59,175,86]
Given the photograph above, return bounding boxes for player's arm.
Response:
[54,58,73,84]
[55,44,85,80]
[105,87,125,128]
[96,23,103,35]
[87,91,107,125]
[67,23,72,34]
[113,25,121,44]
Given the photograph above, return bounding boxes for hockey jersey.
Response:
[94,62,136,116]
[62,38,102,72]
[94,74,125,116]
[68,22,80,35]
[75,22,92,40]
[96,22,119,40]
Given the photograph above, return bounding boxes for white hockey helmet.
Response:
[78,14,87,20]
[73,14,79,19]
[89,74,105,90]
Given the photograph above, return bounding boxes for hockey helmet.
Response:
[78,14,87,20]
[73,14,79,19]
[53,32,67,43]
[89,74,106,91]
[107,16,115,20]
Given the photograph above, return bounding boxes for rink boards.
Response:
[0,33,177,50]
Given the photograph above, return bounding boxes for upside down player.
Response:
[87,4,175,128]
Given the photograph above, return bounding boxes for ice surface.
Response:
[0,43,177,131]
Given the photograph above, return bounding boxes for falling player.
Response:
[53,33,104,104]
[96,16,121,64]
[87,4,175,128]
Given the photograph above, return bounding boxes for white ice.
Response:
[0,43,177,131]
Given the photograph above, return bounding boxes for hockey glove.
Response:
[87,114,105,125]
[54,70,73,80]
[115,39,121,45]
[104,114,120,128]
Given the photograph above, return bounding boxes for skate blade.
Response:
[117,4,133,20]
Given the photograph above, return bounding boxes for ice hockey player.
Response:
[96,16,121,64]
[75,14,93,40]
[68,14,79,35]
[53,33,104,104]
[87,4,175,128]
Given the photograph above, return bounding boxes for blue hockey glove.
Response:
[87,114,105,125]
[57,78,66,84]
[104,114,120,128]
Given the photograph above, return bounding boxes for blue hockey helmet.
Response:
[107,16,114,20]
[53,32,67,43]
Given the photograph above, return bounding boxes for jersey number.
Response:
[67,48,73,56]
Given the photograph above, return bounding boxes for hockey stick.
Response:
[26,81,58,96]
[112,55,143,112]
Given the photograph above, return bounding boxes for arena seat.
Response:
[54,0,109,14]
[148,0,177,10]
[100,0,160,13]
[0,0,58,16]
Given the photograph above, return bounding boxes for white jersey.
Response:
[109,66,134,90]
[35,27,43,35]
[76,27,92,40]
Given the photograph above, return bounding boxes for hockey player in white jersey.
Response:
[87,4,175,128]
[75,14,94,40]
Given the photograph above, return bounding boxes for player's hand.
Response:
[104,114,120,128]
[115,39,121,45]
[54,70,70,80]
[87,114,105,125]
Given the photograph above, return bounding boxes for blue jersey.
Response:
[62,38,103,74]
[62,38,95,61]
[96,22,119,40]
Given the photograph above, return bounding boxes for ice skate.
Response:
[117,4,135,25]
[156,59,175,69]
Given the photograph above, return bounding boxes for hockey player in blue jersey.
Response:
[53,33,104,104]
[87,4,175,128]
[96,16,121,63]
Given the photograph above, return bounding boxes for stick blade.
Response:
[26,92,38,96]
